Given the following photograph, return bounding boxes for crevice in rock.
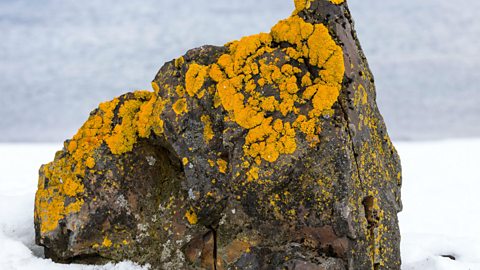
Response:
[61,252,113,265]
[337,92,364,188]
[208,225,218,270]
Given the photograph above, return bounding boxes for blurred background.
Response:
[1,0,479,142]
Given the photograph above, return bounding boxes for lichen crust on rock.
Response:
[34,0,402,269]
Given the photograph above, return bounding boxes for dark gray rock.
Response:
[34,1,402,269]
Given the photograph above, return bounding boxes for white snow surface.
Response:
[1,140,479,269]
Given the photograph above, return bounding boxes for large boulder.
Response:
[34,0,402,269]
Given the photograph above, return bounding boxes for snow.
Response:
[398,140,480,269]
[1,140,480,269]
[0,144,146,270]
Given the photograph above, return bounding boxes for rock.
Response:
[34,0,402,269]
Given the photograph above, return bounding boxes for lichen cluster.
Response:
[35,90,165,234]
[35,7,345,235]
[35,0,403,268]
[294,0,344,14]
[185,15,344,165]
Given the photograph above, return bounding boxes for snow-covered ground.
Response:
[1,140,479,269]
[0,144,144,270]
[398,140,480,269]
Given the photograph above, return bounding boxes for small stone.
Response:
[188,188,196,200]
[441,254,456,260]
[146,156,156,166]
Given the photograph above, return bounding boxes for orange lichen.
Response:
[34,97,119,234]
[185,63,208,97]
[37,2,346,236]
[243,118,297,162]
[102,236,113,247]
[62,177,84,197]
[185,208,198,225]
[217,159,228,174]
[209,64,224,82]
[85,157,96,169]
[329,0,344,4]
[151,81,160,93]
[137,95,166,138]
[184,14,344,165]
[35,157,86,233]
[105,99,145,155]
[200,115,214,143]
[35,90,168,234]
[207,159,215,167]
[172,98,188,115]
[293,0,313,14]
[176,85,186,97]
[174,56,185,68]
[246,166,260,182]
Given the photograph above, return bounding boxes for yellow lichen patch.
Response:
[209,64,224,82]
[105,99,145,155]
[185,63,208,97]
[228,33,272,72]
[175,85,186,97]
[354,84,368,107]
[183,14,344,167]
[362,192,385,266]
[136,95,166,138]
[172,98,188,115]
[301,73,312,87]
[35,10,345,238]
[151,81,160,93]
[217,159,228,174]
[174,56,185,68]
[208,159,215,167]
[85,157,95,169]
[243,119,297,162]
[185,208,198,225]
[34,167,85,233]
[35,188,68,233]
[293,0,313,14]
[294,115,320,145]
[102,236,112,248]
[246,166,260,182]
[329,0,344,4]
[35,90,169,234]
[200,115,214,143]
[309,84,340,118]
[62,177,84,197]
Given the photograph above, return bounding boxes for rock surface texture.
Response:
[34,0,402,269]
